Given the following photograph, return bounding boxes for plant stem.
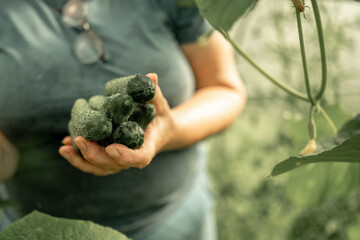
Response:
[219,29,309,102]
[295,8,316,106]
[318,105,337,134]
[311,0,327,101]
[308,105,317,139]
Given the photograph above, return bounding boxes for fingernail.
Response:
[60,150,70,160]
[106,147,121,159]
[76,139,87,151]
[147,73,158,84]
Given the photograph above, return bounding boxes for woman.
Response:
[0,0,246,239]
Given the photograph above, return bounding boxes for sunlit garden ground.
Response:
[207,1,360,239]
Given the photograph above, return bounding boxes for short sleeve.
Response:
[171,6,213,44]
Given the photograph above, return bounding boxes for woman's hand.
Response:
[59,73,176,176]
[59,31,247,177]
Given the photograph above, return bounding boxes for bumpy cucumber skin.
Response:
[88,95,106,111]
[103,93,134,124]
[112,121,144,149]
[77,112,112,141]
[70,98,112,141]
[104,75,130,96]
[71,98,89,118]
[104,74,156,103]
[69,74,156,152]
[127,74,156,103]
[129,103,156,129]
[89,94,134,124]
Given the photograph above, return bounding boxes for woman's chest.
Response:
[0,0,196,138]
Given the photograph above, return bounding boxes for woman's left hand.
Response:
[59,73,175,176]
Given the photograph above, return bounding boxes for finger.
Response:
[59,145,115,176]
[105,144,152,169]
[74,136,128,170]
[150,83,170,116]
[104,144,135,166]
[62,136,73,145]
[146,73,158,85]
[146,73,170,115]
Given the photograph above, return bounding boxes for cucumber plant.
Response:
[193,0,360,175]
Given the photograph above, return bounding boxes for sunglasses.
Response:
[61,0,106,64]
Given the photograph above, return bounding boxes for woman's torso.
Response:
[0,0,208,233]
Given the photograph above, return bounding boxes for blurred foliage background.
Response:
[206,1,360,239]
[1,1,360,239]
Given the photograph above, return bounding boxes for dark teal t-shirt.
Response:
[0,0,212,235]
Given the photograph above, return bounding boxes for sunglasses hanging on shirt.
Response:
[61,0,106,64]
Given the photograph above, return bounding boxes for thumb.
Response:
[145,73,170,115]
[146,73,158,85]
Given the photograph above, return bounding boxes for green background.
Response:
[207,1,360,239]
[1,1,360,239]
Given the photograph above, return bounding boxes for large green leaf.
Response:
[0,211,130,240]
[195,0,260,31]
[338,113,360,137]
[282,111,360,207]
[271,114,360,176]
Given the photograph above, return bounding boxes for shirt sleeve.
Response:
[171,5,213,44]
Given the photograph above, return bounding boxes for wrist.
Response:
[157,111,182,152]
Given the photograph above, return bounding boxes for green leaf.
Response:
[338,113,360,137]
[195,0,260,31]
[281,113,360,206]
[271,114,360,176]
[0,211,131,240]
[271,133,360,176]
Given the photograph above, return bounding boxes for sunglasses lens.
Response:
[62,0,87,26]
[73,30,105,64]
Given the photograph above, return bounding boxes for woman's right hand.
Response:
[0,131,19,181]
[59,73,177,176]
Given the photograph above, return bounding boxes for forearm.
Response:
[157,32,247,152]
[162,84,246,151]
[0,131,18,182]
